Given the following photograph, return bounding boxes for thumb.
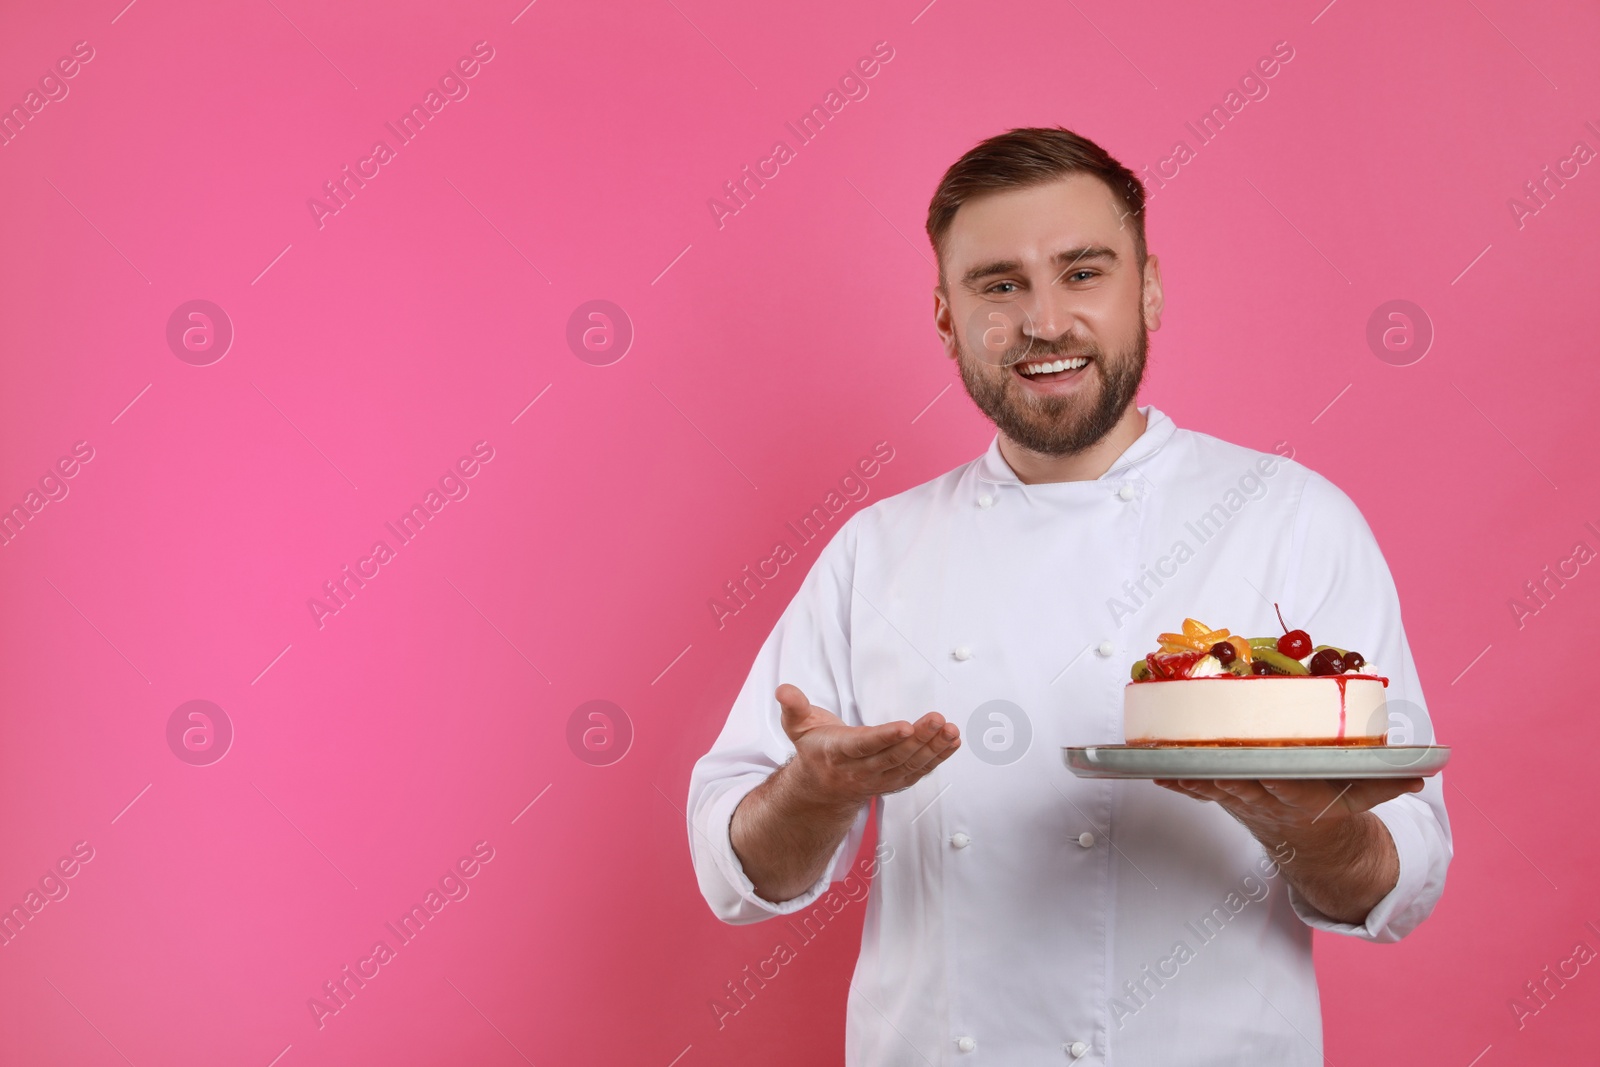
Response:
[775,683,835,740]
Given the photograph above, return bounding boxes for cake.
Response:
[1123,615,1389,747]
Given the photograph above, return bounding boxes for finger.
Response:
[1153,779,1213,802]
[900,725,962,774]
[1211,780,1274,806]
[884,737,963,791]
[775,684,820,742]
[836,720,915,760]
[864,715,950,771]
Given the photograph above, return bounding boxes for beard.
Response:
[955,312,1148,457]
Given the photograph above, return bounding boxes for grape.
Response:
[1209,641,1236,666]
[1309,648,1346,676]
[1345,651,1366,672]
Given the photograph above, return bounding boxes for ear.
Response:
[1141,253,1165,331]
[933,286,958,360]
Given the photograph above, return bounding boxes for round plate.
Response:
[1063,744,1450,780]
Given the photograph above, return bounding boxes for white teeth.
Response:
[1019,357,1088,375]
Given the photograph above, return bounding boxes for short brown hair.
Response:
[925,126,1148,287]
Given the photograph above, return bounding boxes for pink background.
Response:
[1,0,1596,1063]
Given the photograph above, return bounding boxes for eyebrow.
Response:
[959,245,1120,288]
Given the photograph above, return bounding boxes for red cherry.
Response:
[1345,651,1366,672]
[1308,648,1346,676]
[1209,641,1237,666]
[1277,630,1312,659]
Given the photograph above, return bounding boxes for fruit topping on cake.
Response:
[1130,609,1376,682]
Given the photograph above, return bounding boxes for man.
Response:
[687,127,1450,1064]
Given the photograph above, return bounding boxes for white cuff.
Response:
[1287,804,1430,943]
[695,775,852,923]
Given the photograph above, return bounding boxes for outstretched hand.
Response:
[777,683,961,806]
[1152,777,1423,838]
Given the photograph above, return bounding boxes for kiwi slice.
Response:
[1248,637,1280,650]
[1131,659,1152,682]
[1227,659,1252,677]
[1252,647,1310,676]
[1312,643,1349,656]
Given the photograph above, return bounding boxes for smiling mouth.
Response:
[1012,355,1091,383]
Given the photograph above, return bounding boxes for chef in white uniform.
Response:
[687,127,1451,1065]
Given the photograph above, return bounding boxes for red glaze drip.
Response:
[1334,675,1347,739]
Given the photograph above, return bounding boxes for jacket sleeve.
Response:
[1280,471,1453,942]
[686,513,870,924]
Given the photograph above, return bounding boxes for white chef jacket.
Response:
[687,407,1451,1066]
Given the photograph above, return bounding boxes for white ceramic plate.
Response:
[1063,745,1450,780]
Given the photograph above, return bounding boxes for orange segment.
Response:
[1227,635,1252,664]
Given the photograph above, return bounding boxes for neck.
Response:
[997,404,1148,484]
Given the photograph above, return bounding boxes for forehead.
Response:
[941,175,1133,270]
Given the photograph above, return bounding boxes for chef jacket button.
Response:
[1068,1040,1089,1057]
[950,832,971,849]
[956,1036,977,1053]
[1096,641,1114,657]
[977,493,994,509]
[1117,484,1136,501]
[1078,832,1095,848]
[952,646,973,661]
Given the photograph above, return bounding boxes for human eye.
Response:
[985,280,1021,295]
